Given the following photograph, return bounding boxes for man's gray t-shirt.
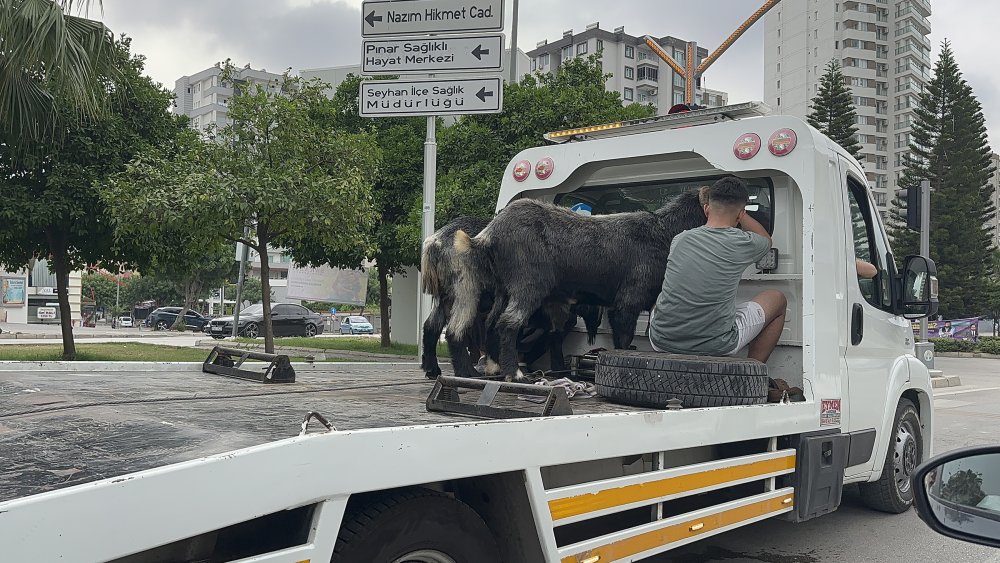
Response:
[649,226,771,355]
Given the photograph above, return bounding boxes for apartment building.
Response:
[173,64,285,131]
[526,23,729,114]
[764,0,933,216]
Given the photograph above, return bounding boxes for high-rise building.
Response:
[526,24,729,115]
[764,0,932,216]
[173,64,285,131]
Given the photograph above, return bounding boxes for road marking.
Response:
[935,386,1000,397]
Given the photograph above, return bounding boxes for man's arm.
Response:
[738,212,771,244]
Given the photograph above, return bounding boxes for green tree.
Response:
[436,54,656,225]
[324,74,424,346]
[807,59,862,159]
[888,42,996,318]
[127,273,182,308]
[107,65,380,353]
[0,0,117,147]
[0,36,178,359]
[151,245,234,330]
[941,468,986,507]
[81,271,122,313]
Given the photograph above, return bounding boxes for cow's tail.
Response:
[449,229,491,341]
[420,233,447,299]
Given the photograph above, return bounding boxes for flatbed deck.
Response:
[0,363,642,503]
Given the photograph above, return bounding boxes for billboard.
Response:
[912,317,980,341]
[1,277,26,307]
[286,263,368,306]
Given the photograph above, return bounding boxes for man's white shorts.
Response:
[728,301,767,355]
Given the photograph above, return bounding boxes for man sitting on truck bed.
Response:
[649,176,787,363]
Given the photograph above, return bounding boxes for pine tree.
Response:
[888,42,996,318]
[807,60,863,159]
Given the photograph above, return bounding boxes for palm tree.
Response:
[0,0,116,147]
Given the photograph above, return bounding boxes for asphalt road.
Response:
[658,357,1000,563]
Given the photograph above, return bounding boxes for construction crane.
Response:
[644,0,781,105]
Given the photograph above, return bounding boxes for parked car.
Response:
[204,303,324,339]
[118,316,134,328]
[340,315,374,335]
[146,307,211,332]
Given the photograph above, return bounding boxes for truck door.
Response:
[841,167,911,476]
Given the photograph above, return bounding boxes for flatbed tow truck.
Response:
[0,103,939,563]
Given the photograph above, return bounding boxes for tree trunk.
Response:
[257,227,275,354]
[171,277,201,331]
[48,235,76,361]
[379,264,390,348]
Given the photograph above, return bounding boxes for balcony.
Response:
[636,78,658,92]
[895,63,930,82]
[896,7,931,35]
[895,44,931,66]
[636,51,660,67]
[909,0,931,18]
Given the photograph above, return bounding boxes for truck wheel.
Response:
[331,488,500,563]
[859,399,921,514]
[595,350,768,408]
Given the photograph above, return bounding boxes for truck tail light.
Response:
[768,128,797,156]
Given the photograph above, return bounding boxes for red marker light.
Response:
[512,160,531,182]
[733,133,762,160]
[768,128,797,157]
[535,157,554,180]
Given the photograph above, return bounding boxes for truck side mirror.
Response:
[912,446,1000,549]
[899,255,938,319]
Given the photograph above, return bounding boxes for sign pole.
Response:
[417,110,438,361]
[232,228,250,338]
[919,179,931,342]
[509,0,519,83]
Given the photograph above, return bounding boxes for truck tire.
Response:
[595,350,768,408]
[331,488,500,563]
[859,399,921,514]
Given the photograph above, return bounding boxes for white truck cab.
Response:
[0,103,939,563]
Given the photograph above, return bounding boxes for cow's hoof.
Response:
[424,366,442,380]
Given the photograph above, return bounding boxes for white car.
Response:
[118,316,134,328]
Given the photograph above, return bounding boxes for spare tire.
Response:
[595,350,768,408]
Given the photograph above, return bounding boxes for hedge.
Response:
[929,337,1000,355]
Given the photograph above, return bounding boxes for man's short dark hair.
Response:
[708,176,750,210]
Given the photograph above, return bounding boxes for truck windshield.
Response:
[554,175,775,235]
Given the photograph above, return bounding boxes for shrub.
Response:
[929,338,976,353]
[978,338,1000,355]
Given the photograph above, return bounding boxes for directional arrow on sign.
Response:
[476,87,494,102]
[472,44,490,60]
[364,10,382,27]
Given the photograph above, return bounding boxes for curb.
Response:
[0,332,192,340]
[936,352,1000,359]
[931,374,963,388]
[0,360,418,372]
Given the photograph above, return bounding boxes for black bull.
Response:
[446,188,708,380]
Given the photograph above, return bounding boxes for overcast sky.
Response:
[94,0,1000,146]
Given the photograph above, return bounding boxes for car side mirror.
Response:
[898,255,938,319]
[912,446,1000,548]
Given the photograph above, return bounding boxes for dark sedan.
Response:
[204,303,325,339]
[146,307,211,332]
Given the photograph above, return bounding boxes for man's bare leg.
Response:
[748,290,787,363]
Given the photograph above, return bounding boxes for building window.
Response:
[777,97,781,106]
[531,58,537,71]
[777,62,781,72]
[777,28,781,38]
[625,45,635,59]
[562,45,572,61]
[540,53,549,67]
[637,66,657,81]
[623,87,633,101]
[597,39,604,52]
[577,42,588,55]
[777,45,781,55]
[624,66,634,80]
[673,91,684,104]
[777,80,780,89]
